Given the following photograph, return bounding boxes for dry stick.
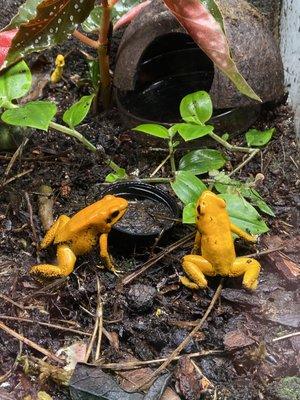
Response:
[245,246,285,259]
[1,168,33,188]
[121,232,195,286]
[22,276,68,303]
[229,149,260,177]
[273,332,300,342]
[97,349,223,371]
[0,293,24,310]
[133,281,223,391]
[0,321,64,365]
[95,277,104,361]
[0,341,23,383]
[150,154,171,177]
[3,137,29,180]
[0,315,91,337]
[24,192,39,249]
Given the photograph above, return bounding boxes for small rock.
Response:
[127,284,156,312]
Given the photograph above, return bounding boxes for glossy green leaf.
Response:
[182,202,196,224]
[0,61,31,106]
[2,101,57,131]
[82,5,102,33]
[174,123,214,141]
[87,59,100,90]
[180,91,213,124]
[219,194,269,235]
[105,168,127,183]
[245,128,275,147]
[133,124,169,139]
[3,0,42,30]
[179,149,226,175]
[171,171,206,205]
[63,94,94,128]
[5,0,96,67]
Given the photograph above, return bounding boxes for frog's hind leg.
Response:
[229,257,261,290]
[181,255,216,289]
[30,244,76,278]
[40,215,70,249]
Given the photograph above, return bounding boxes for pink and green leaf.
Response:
[163,0,261,101]
[0,30,18,68]
[3,0,96,68]
[2,0,42,31]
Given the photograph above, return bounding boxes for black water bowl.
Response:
[101,182,179,245]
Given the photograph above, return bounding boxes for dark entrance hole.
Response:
[117,32,214,123]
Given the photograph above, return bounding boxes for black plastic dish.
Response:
[101,182,179,244]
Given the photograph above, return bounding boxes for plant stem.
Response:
[209,132,255,153]
[72,30,99,49]
[136,177,172,183]
[229,148,260,177]
[168,138,176,174]
[98,0,112,110]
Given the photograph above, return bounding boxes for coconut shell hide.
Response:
[114,0,284,110]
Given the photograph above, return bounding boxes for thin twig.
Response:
[121,232,195,286]
[1,168,33,188]
[229,149,260,177]
[245,246,285,258]
[0,315,91,337]
[96,349,223,370]
[0,321,64,364]
[273,332,300,342]
[0,341,23,383]
[150,153,171,177]
[133,281,223,391]
[0,293,25,310]
[95,277,103,361]
[25,192,39,257]
[22,276,68,302]
[3,138,29,181]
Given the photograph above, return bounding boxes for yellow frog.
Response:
[181,191,261,290]
[30,195,128,278]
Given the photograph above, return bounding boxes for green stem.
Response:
[228,148,260,177]
[137,177,172,184]
[209,132,255,154]
[168,138,176,174]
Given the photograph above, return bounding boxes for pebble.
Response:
[127,284,156,312]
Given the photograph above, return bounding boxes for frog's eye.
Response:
[197,205,201,214]
[111,210,120,219]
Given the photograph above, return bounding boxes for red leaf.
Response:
[113,0,151,31]
[163,0,261,101]
[0,29,18,67]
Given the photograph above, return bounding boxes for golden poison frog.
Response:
[30,195,128,278]
[50,54,65,84]
[181,191,261,290]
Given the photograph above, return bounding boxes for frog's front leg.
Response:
[30,244,76,278]
[40,215,70,249]
[99,233,121,275]
[229,257,261,290]
[230,223,257,243]
[191,231,201,254]
[181,255,216,289]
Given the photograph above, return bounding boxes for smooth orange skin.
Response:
[30,195,128,278]
[181,191,261,290]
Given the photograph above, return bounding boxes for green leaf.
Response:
[219,194,269,235]
[5,0,96,67]
[174,123,214,141]
[245,128,275,147]
[182,202,196,224]
[171,171,206,205]
[3,0,42,30]
[105,168,127,183]
[2,101,57,131]
[133,124,169,139]
[87,59,100,90]
[242,188,275,217]
[63,94,94,129]
[0,61,31,105]
[200,0,225,31]
[221,133,229,142]
[179,149,226,175]
[82,6,102,33]
[180,91,213,124]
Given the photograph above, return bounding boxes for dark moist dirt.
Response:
[0,18,300,400]
[116,199,174,235]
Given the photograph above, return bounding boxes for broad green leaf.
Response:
[5,0,96,67]
[179,149,226,175]
[105,168,127,183]
[243,188,275,217]
[2,101,57,131]
[3,0,42,30]
[0,61,31,105]
[133,124,169,139]
[163,0,261,101]
[180,91,213,124]
[171,171,206,205]
[174,123,214,141]
[182,202,196,224]
[63,94,94,128]
[219,194,269,235]
[82,6,102,33]
[245,128,275,147]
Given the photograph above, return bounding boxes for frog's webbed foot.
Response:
[229,257,261,290]
[181,255,216,289]
[30,244,76,279]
